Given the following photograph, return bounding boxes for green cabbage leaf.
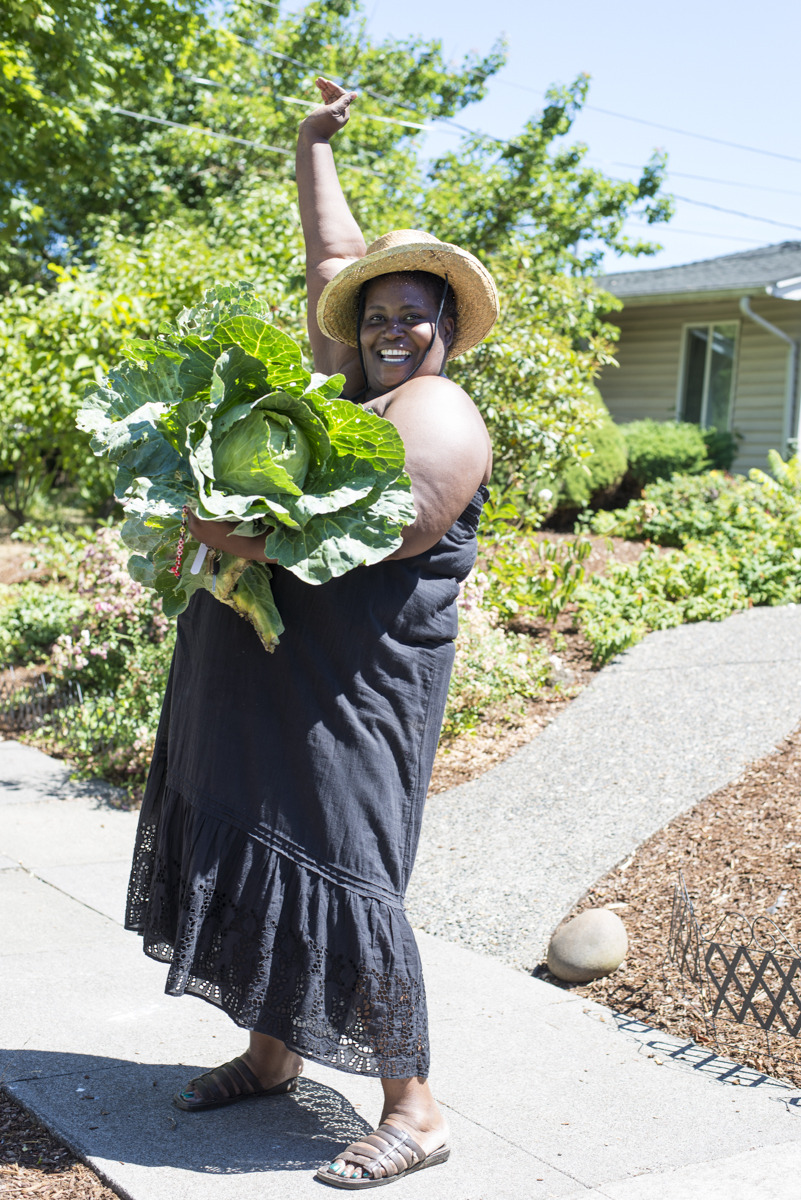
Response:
[77,282,416,651]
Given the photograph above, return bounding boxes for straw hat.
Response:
[316,229,499,360]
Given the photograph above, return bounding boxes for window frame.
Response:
[675,319,740,430]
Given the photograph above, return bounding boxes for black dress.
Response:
[125,486,486,1078]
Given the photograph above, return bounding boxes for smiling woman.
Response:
[125,75,500,1194]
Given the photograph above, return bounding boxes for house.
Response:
[595,241,801,472]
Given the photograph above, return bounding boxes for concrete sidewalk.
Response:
[4,605,801,1198]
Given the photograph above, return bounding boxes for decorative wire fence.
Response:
[666,871,801,1084]
[0,665,123,757]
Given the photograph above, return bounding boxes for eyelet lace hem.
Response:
[125,782,430,1078]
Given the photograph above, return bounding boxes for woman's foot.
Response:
[174,1032,302,1111]
[320,1077,449,1184]
[243,1030,303,1091]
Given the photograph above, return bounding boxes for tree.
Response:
[0,0,503,284]
[0,2,673,524]
[419,76,671,271]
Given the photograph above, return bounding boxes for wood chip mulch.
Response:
[0,1094,118,1199]
[547,724,801,1089]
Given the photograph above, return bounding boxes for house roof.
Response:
[597,241,801,302]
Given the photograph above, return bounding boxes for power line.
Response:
[611,162,801,199]
[109,106,800,236]
[497,79,801,165]
[671,193,801,233]
[279,94,431,130]
[227,26,801,170]
[109,107,292,156]
[109,104,384,174]
[233,37,489,140]
[625,222,765,245]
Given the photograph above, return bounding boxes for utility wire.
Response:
[497,79,801,165]
[230,26,801,166]
[188,48,800,233]
[625,222,765,245]
[671,193,801,234]
[109,107,292,155]
[109,104,383,174]
[279,94,431,129]
[234,38,493,140]
[611,162,801,198]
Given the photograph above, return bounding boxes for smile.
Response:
[378,349,412,361]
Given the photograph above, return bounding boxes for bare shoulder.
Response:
[377,373,476,415]
[377,375,491,478]
[375,374,491,559]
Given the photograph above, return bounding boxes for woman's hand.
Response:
[299,77,357,141]
[186,510,274,564]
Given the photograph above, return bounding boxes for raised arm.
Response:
[296,78,366,385]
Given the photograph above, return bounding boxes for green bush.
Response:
[480,532,592,625]
[577,542,749,664]
[589,470,801,551]
[554,389,628,510]
[702,427,739,471]
[443,572,552,737]
[5,525,175,797]
[621,420,709,486]
[0,583,85,664]
[580,458,801,663]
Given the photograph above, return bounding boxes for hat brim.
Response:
[317,240,499,360]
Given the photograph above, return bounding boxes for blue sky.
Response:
[284,0,801,275]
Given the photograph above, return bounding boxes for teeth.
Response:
[379,350,410,360]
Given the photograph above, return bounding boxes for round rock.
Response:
[546,908,628,983]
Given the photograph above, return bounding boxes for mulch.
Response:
[546,723,801,1089]
[0,1093,118,1199]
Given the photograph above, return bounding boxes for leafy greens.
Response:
[77,283,416,650]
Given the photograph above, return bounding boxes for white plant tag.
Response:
[190,543,209,575]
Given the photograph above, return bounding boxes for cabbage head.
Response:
[213,409,311,496]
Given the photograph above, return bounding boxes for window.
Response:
[679,322,738,428]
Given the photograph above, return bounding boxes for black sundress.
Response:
[125,486,486,1078]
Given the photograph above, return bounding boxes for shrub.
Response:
[621,420,709,486]
[580,456,801,663]
[589,470,801,551]
[443,572,552,737]
[0,583,85,664]
[577,542,749,664]
[702,427,740,471]
[555,389,628,510]
[481,533,592,625]
[4,525,175,797]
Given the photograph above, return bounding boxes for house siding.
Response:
[597,296,801,473]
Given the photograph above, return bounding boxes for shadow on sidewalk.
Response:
[1,1049,371,1173]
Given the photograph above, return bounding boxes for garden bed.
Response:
[549,723,801,1089]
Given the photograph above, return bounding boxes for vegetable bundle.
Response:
[77,283,416,650]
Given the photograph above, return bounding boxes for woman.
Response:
[124,77,498,1189]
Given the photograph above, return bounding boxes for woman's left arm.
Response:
[186,511,276,563]
[377,376,492,560]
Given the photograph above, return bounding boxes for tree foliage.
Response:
[0,0,673,524]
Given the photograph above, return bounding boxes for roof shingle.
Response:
[597,240,801,299]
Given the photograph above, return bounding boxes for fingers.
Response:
[315,76,357,107]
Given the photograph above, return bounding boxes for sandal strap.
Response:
[188,1056,261,1103]
[337,1124,425,1181]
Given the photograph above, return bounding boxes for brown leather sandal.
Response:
[316,1122,450,1189]
[173,1055,299,1111]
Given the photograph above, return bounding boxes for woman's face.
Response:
[359,274,454,394]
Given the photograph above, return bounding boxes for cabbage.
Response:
[212,409,311,496]
[77,282,416,651]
